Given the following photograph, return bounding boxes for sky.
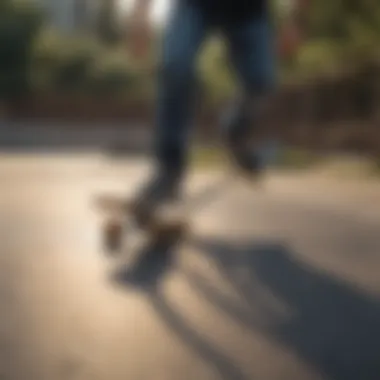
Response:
[120,0,170,25]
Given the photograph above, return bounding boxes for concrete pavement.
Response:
[0,153,379,380]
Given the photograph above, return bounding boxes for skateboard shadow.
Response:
[147,289,249,380]
[110,240,250,380]
[184,237,380,380]
[110,242,176,291]
[109,235,380,380]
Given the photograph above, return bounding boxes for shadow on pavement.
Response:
[185,238,380,380]
[108,230,380,380]
[110,241,249,380]
[148,290,249,380]
[111,242,176,291]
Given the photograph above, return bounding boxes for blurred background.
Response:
[0,0,379,172]
[1,3,380,380]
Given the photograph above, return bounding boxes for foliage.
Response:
[199,37,236,105]
[0,0,44,98]
[95,0,123,46]
[272,147,320,170]
[1,0,380,104]
[32,30,101,92]
[299,0,380,73]
[87,50,144,97]
[31,28,150,99]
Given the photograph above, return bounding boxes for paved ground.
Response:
[0,153,380,380]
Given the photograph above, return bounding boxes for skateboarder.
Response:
[129,0,307,225]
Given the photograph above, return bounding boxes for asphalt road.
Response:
[0,153,379,380]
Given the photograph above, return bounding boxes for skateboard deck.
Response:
[95,162,265,255]
[95,194,188,254]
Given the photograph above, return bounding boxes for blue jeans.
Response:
[155,1,276,173]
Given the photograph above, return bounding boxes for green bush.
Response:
[273,148,321,170]
[53,47,96,92]
[190,146,227,169]
[0,0,44,98]
[32,30,147,97]
[32,30,101,92]
[87,49,148,98]
[199,37,235,106]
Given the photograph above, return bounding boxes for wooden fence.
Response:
[4,70,380,154]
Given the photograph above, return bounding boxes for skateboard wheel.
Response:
[150,222,188,246]
[103,219,123,253]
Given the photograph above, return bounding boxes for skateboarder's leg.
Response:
[131,3,209,221]
[222,14,276,174]
[155,2,209,178]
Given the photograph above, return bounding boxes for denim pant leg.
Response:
[222,15,279,163]
[155,2,208,174]
[225,14,276,96]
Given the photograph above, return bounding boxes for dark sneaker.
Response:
[130,169,182,227]
[221,102,265,178]
[230,146,264,178]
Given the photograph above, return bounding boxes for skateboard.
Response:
[95,194,188,254]
[95,152,268,255]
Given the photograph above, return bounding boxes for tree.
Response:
[95,0,122,45]
[0,0,44,100]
